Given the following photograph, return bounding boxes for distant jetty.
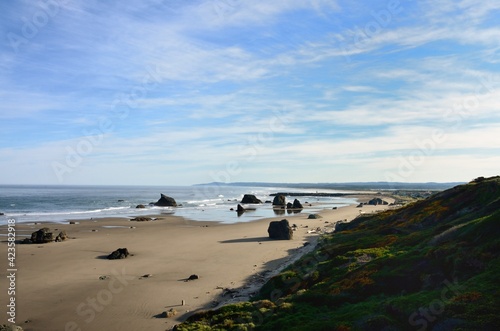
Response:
[270,192,362,197]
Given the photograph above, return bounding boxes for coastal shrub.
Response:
[258,270,301,300]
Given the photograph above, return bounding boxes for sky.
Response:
[0,0,499,186]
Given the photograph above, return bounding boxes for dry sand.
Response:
[0,196,392,331]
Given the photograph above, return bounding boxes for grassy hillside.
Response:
[174,176,500,331]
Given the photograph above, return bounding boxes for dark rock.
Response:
[268,219,293,240]
[237,204,245,213]
[107,248,129,260]
[154,194,177,207]
[160,308,177,318]
[55,230,68,242]
[118,199,124,202]
[135,204,146,209]
[30,228,54,243]
[265,200,272,204]
[240,194,262,204]
[0,212,4,216]
[356,203,364,208]
[367,198,389,205]
[272,194,286,206]
[292,199,303,209]
[286,202,293,209]
[131,217,152,222]
[187,274,199,281]
[308,214,322,219]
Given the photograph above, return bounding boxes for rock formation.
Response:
[240,194,262,204]
[55,230,68,242]
[154,194,177,207]
[272,194,286,206]
[368,198,389,205]
[268,219,293,240]
[136,204,146,209]
[292,199,303,209]
[30,228,54,243]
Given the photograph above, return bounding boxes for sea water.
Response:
[0,185,358,225]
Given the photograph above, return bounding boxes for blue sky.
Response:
[1,0,499,185]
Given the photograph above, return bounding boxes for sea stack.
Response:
[240,194,262,204]
[154,194,177,207]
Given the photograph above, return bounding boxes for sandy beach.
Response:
[0,196,391,331]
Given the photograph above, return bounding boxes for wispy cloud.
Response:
[0,0,498,184]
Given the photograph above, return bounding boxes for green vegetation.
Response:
[174,176,500,331]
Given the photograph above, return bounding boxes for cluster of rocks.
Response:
[272,194,303,210]
[357,198,389,207]
[23,228,68,244]
[368,197,389,205]
[130,217,153,222]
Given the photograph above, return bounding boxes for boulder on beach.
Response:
[268,219,293,240]
[136,204,146,209]
[272,194,286,206]
[292,199,303,209]
[160,308,178,318]
[237,204,245,213]
[240,194,262,204]
[107,248,129,260]
[154,194,177,207]
[30,228,54,243]
[308,214,322,219]
[286,202,293,209]
[55,230,68,242]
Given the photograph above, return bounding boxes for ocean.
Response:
[0,184,358,226]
